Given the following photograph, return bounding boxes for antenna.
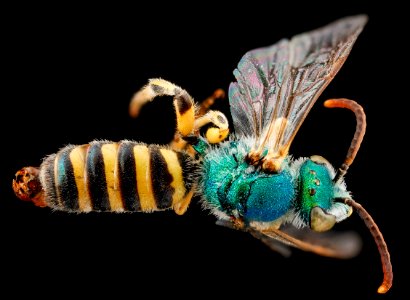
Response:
[324,99,366,183]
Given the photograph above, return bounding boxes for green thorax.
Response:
[197,138,296,223]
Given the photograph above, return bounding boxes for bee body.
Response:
[12,16,393,293]
[39,140,198,213]
[199,138,351,227]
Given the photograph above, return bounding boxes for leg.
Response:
[173,187,195,215]
[170,88,229,153]
[197,88,225,117]
[129,78,196,136]
[194,110,229,143]
[170,109,230,154]
[130,79,230,154]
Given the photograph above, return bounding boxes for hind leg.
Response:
[171,88,229,153]
[130,79,229,154]
[197,88,225,117]
[129,78,196,137]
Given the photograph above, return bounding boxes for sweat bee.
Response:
[12,15,392,294]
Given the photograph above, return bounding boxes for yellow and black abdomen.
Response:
[39,141,199,213]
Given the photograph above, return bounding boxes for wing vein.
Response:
[228,15,368,169]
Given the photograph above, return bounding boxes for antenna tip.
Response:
[377,284,390,294]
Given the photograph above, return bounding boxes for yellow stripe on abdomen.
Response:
[133,145,157,212]
[159,148,186,209]
[70,145,92,212]
[101,143,124,212]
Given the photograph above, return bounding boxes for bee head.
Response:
[297,155,352,232]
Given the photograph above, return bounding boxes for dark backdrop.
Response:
[1,3,405,299]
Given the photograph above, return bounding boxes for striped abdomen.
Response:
[39,141,199,213]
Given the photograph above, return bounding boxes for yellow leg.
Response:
[173,187,195,215]
[130,80,230,152]
[130,78,197,140]
[170,134,197,156]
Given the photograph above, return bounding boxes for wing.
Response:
[215,220,361,259]
[256,225,362,259]
[229,15,368,171]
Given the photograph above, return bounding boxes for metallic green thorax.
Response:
[194,137,348,227]
[198,139,296,223]
[297,160,334,224]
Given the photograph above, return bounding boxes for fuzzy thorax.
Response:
[198,136,352,229]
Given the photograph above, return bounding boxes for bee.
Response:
[12,15,392,294]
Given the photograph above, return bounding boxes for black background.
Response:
[1,3,405,299]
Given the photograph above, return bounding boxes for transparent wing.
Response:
[229,15,368,167]
[256,225,362,259]
[216,220,361,259]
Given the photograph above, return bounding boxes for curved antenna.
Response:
[324,99,366,183]
[338,198,392,294]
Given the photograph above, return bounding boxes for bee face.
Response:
[297,156,355,232]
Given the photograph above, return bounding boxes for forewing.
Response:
[229,39,288,140]
[229,15,368,158]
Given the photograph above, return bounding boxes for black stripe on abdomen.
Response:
[55,146,79,210]
[149,145,174,209]
[41,154,59,207]
[177,151,198,194]
[87,142,110,211]
[118,141,140,211]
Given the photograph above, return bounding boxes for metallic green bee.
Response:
[12,15,392,294]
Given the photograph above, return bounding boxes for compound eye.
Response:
[310,206,336,232]
[310,155,331,166]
